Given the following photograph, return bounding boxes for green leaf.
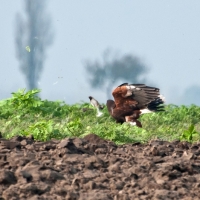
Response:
[25,46,31,52]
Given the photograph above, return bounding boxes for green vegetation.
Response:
[0,89,200,144]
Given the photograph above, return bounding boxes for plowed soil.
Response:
[0,133,200,200]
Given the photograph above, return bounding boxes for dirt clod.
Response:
[0,134,200,199]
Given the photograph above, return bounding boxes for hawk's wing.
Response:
[112,83,160,109]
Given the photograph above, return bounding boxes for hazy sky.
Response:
[1,1,200,105]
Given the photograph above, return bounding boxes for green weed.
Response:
[0,89,200,144]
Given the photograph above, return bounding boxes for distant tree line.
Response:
[84,49,149,98]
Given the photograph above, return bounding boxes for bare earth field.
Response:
[0,133,200,200]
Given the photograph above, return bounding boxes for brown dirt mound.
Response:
[0,134,200,199]
[83,133,115,145]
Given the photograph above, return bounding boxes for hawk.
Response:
[106,83,165,127]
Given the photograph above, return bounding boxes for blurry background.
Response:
[0,0,200,105]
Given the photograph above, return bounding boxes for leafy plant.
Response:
[0,89,200,144]
[22,120,53,141]
[66,118,83,137]
[180,124,199,142]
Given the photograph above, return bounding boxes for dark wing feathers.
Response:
[117,83,146,87]
[117,83,128,87]
[131,86,160,108]
[147,97,165,112]
[113,83,161,109]
[130,83,146,87]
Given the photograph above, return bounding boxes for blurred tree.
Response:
[15,0,53,90]
[84,49,149,98]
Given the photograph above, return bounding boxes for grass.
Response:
[0,88,200,144]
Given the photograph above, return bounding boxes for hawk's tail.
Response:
[147,96,165,112]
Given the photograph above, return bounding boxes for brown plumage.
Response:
[106,83,165,127]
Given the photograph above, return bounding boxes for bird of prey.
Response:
[106,83,165,127]
[89,96,104,117]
